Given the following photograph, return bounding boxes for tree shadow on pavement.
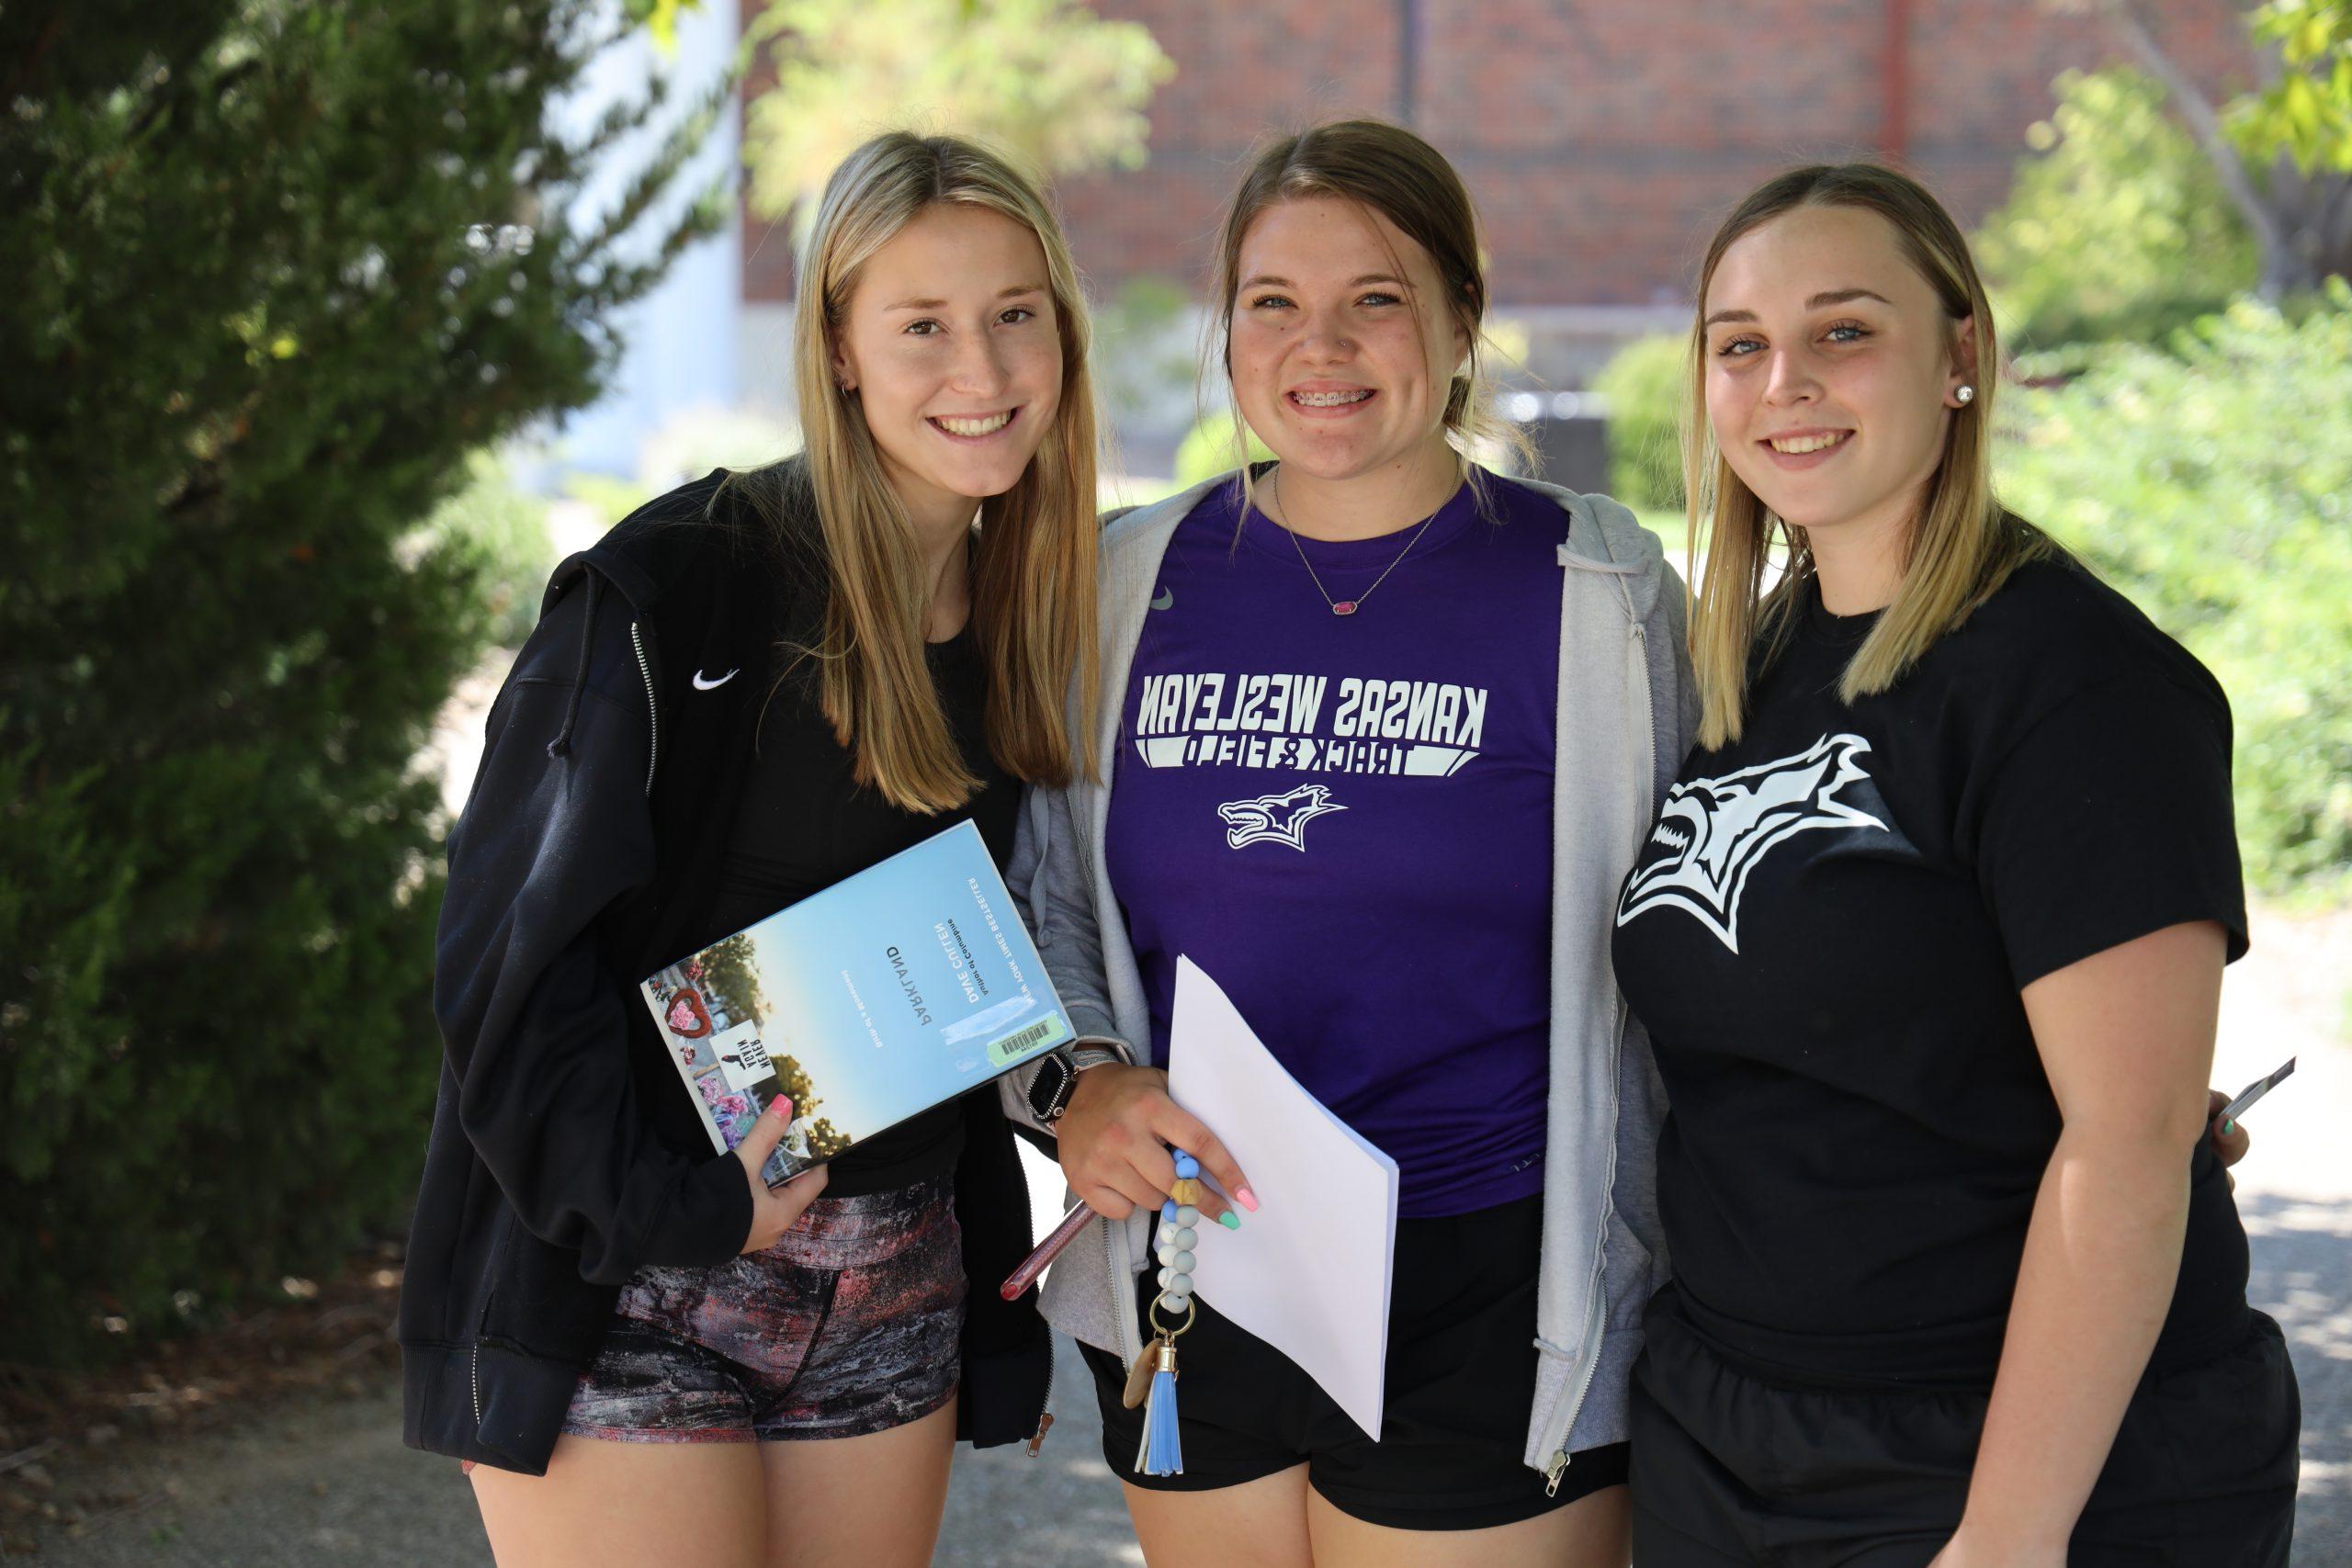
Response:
[937,1335,1139,1567]
[2241,1190,2352,1566]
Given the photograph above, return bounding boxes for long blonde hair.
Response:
[1205,119,1528,509]
[1684,163,2047,748]
[726,131,1098,812]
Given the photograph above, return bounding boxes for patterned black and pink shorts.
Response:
[561,1175,965,1444]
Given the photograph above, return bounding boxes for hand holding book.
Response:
[735,1095,831,1254]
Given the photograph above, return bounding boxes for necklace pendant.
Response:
[1330,600,1358,616]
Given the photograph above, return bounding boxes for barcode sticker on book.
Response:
[985,1013,1069,1067]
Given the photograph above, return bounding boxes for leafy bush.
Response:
[1975,68,2259,351]
[1593,333,1688,511]
[2000,286,2352,894]
[422,457,557,649]
[0,1,718,1360]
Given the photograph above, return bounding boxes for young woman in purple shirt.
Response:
[1004,120,1691,1568]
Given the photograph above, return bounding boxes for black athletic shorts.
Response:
[1629,1292,2301,1567]
[1080,1192,1630,1531]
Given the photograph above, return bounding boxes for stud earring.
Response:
[1954,385,1974,405]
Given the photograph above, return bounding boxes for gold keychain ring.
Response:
[1147,1293,1197,1340]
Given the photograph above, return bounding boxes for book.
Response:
[640,819,1074,1185]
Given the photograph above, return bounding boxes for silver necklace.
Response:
[1268,466,1453,617]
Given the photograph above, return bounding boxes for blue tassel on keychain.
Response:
[1138,1337,1184,1475]
[1132,1153,1205,1476]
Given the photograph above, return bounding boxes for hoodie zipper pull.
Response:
[1544,1448,1569,1497]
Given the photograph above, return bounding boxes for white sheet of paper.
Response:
[1167,956,1400,1440]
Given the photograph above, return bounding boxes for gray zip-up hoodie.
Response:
[1001,469,1698,1487]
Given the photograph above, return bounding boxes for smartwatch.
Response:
[1026,1043,1125,1125]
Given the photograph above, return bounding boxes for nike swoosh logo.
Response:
[691,668,740,691]
[1149,588,1174,611]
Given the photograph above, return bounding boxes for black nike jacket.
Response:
[398,465,1052,1474]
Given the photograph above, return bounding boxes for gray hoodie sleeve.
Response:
[1607,552,1694,1314]
[1655,559,1702,785]
[999,779,1136,1134]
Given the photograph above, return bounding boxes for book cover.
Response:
[640,820,1073,1184]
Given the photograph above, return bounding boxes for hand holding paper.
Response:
[1056,1061,1253,1224]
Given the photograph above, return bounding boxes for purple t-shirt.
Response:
[1104,469,1565,1217]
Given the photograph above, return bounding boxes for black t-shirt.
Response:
[704,621,1018,1197]
[1611,553,2252,1387]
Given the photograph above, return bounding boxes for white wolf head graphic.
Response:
[1615,733,1887,953]
[1217,784,1347,852]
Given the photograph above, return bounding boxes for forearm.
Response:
[1954,1130,2192,1560]
[997,1035,1136,1138]
[438,659,750,1279]
[455,938,749,1279]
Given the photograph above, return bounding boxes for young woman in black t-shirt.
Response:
[402,133,1099,1566]
[1611,165,2299,1567]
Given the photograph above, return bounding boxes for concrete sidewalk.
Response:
[15,1333,1128,1568]
[25,1213,2349,1567]
[22,907,2350,1564]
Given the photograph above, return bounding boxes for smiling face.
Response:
[1226,196,1470,484]
[830,201,1063,530]
[1702,203,1975,543]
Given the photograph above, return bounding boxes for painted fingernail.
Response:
[772,1096,795,1120]
[2221,1119,2234,1137]
[1218,1211,1241,1231]
[1235,1187,1259,1213]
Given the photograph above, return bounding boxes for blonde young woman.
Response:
[1611,164,2300,1567]
[399,131,1098,1568]
[1002,119,1690,1568]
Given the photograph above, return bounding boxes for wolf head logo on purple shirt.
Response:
[1218,784,1347,852]
[1615,733,1888,953]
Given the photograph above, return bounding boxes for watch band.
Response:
[1027,1043,1125,1124]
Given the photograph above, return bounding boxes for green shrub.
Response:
[422,457,557,649]
[0,1,719,1360]
[2000,286,2352,894]
[1975,68,2258,351]
[1172,409,1274,489]
[1593,333,1687,511]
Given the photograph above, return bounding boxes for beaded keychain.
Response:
[1122,1147,1211,1475]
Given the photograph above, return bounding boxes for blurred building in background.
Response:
[581,0,2258,485]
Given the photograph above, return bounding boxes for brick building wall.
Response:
[741,0,2256,310]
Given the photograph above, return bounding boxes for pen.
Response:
[1000,1197,1097,1302]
